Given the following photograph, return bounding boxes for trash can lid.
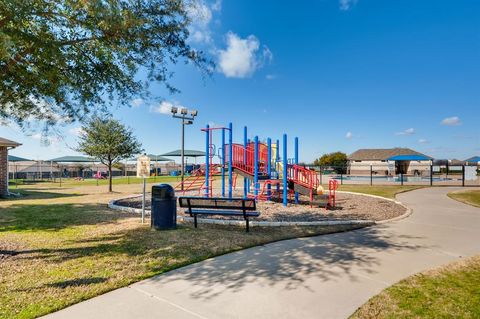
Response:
[152,184,175,199]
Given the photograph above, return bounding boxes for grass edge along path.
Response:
[337,185,425,199]
[350,255,480,319]
[0,186,370,319]
[447,189,480,208]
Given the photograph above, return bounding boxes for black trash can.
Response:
[151,184,177,230]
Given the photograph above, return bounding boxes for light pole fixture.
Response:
[171,106,198,191]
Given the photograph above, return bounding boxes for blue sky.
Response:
[2,0,479,162]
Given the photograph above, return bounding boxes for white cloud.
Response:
[339,0,358,10]
[218,32,272,78]
[68,127,84,136]
[186,0,212,26]
[186,0,217,44]
[345,132,353,139]
[131,98,143,108]
[190,29,212,44]
[441,116,461,126]
[418,138,429,144]
[396,128,415,136]
[31,133,42,140]
[151,101,186,115]
[265,74,276,80]
[211,0,222,11]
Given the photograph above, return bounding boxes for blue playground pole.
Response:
[243,126,248,199]
[294,137,299,204]
[221,128,225,197]
[254,136,259,199]
[276,139,280,193]
[267,138,272,199]
[247,138,251,194]
[283,134,288,207]
[205,124,210,197]
[228,122,233,199]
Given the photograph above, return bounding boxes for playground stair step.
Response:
[233,168,270,180]
[292,183,318,196]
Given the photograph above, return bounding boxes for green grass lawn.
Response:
[9,175,182,188]
[0,184,367,319]
[337,185,424,199]
[351,255,480,318]
[448,190,480,208]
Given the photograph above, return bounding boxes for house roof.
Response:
[449,159,466,165]
[0,137,21,148]
[160,149,206,157]
[47,156,97,163]
[349,148,432,161]
[466,156,480,163]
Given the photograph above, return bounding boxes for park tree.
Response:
[314,152,348,173]
[77,117,142,192]
[0,0,209,127]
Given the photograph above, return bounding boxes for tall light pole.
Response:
[171,107,198,191]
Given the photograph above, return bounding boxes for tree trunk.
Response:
[108,162,113,192]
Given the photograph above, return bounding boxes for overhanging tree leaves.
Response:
[0,0,209,126]
[77,117,142,192]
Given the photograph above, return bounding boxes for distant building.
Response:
[1,137,21,197]
[348,148,433,176]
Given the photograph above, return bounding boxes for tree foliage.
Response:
[76,117,142,191]
[314,151,348,173]
[0,0,208,127]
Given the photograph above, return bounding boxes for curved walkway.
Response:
[44,187,480,319]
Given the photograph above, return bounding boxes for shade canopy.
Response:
[8,155,30,162]
[48,156,97,163]
[387,155,432,161]
[129,154,172,161]
[466,156,480,163]
[147,155,172,161]
[161,149,206,157]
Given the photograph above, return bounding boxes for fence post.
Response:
[430,165,433,186]
[370,165,373,186]
[319,166,322,185]
[462,165,465,187]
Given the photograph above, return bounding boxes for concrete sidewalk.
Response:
[44,187,480,319]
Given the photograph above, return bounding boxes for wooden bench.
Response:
[178,197,260,232]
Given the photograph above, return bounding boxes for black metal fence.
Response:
[310,164,480,187]
[7,162,179,184]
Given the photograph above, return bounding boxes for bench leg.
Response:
[194,215,198,228]
[245,218,249,232]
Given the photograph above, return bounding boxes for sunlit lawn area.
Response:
[448,190,480,208]
[9,175,181,188]
[337,185,425,199]
[0,182,366,319]
[351,255,480,319]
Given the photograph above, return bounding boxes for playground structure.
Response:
[175,123,338,208]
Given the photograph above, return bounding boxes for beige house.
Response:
[1,137,21,197]
[348,148,433,176]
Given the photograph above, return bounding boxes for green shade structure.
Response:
[148,155,172,161]
[129,154,172,161]
[8,155,30,162]
[47,156,97,163]
[160,149,206,157]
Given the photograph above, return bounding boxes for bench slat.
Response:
[178,197,256,211]
[185,209,260,217]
